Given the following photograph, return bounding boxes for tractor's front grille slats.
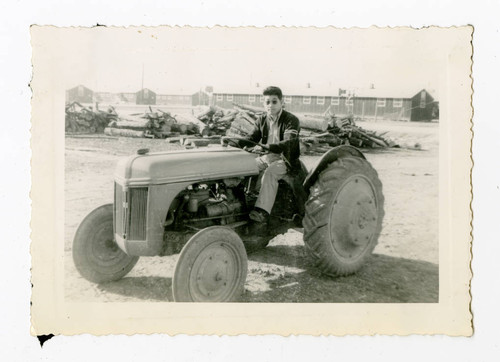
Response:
[129,187,148,240]
[114,183,148,240]
[114,183,124,236]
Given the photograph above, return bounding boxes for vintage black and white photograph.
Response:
[30,26,472,335]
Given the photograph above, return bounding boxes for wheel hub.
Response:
[191,247,234,298]
[185,241,242,301]
[330,175,379,259]
[173,226,248,302]
[91,224,123,265]
[348,198,378,246]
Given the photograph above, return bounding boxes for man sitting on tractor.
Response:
[244,86,301,227]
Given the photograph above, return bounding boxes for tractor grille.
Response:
[114,183,148,240]
[114,183,125,236]
[128,187,148,240]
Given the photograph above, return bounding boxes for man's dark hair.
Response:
[263,86,283,101]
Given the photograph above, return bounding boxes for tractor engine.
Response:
[162,177,251,255]
[184,182,244,224]
[172,177,251,227]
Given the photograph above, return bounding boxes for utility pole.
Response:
[141,63,144,90]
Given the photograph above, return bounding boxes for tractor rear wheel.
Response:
[303,156,384,276]
[72,204,139,283]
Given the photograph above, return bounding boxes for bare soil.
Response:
[64,120,439,303]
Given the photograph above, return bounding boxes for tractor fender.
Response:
[303,145,366,192]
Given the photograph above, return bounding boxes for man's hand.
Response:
[251,145,264,153]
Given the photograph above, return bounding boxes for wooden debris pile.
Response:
[67,100,398,152]
[299,114,398,155]
[195,103,264,137]
[65,102,118,133]
[196,103,398,152]
[105,106,207,139]
[196,102,398,153]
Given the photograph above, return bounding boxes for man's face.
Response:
[263,95,283,117]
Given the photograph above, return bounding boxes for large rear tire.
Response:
[303,157,384,276]
[72,204,139,283]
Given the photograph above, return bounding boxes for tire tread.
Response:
[303,157,385,276]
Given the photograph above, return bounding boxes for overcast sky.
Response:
[43,26,450,98]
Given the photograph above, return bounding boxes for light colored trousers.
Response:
[254,153,287,214]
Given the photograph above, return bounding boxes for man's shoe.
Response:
[249,208,269,224]
[247,219,268,237]
[247,208,270,237]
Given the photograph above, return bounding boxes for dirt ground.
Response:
[64,120,439,303]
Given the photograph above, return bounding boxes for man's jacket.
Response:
[245,109,301,170]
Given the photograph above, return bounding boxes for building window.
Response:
[420,91,426,108]
[303,96,311,104]
[331,97,339,105]
[393,99,403,108]
[260,95,264,103]
[376,99,386,107]
[284,96,292,104]
[144,89,149,97]
[249,95,255,102]
[216,94,223,101]
[317,97,325,105]
[345,99,353,106]
[227,94,233,101]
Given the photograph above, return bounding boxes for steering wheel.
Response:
[221,136,269,153]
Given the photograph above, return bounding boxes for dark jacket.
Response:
[245,109,301,170]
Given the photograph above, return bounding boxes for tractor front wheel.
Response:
[173,226,248,302]
[72,204,139,283]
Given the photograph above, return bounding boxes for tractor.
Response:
[72,137,384,302]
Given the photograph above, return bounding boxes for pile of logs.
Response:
[194,103,398,153]
[195,103,264,137]
[65,102,118,133]
[104,106,207,139]
[66,101,398,152]
[298,114,398,155]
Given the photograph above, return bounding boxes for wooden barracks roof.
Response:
[212,85,435,100]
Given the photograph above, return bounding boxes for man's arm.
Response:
[236,115,262,147]
[246,117,263,143]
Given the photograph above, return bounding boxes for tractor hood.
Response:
[114,147,260,186]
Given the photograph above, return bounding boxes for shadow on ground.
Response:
[241,244,438,303]
[97,276,173,302]
[93,245,438,303]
